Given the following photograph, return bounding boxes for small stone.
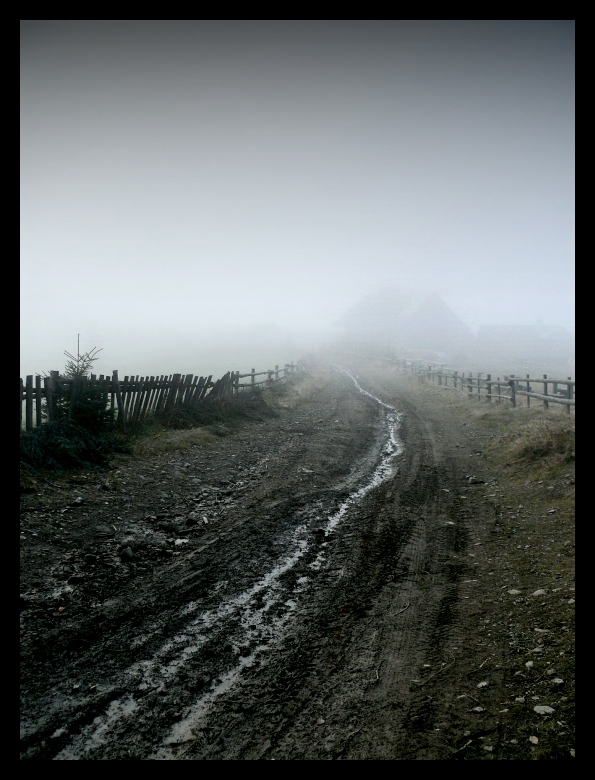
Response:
[508,589,522,595]
[531,589,548,597]
[120,547,134,560]
[534,705,555,715]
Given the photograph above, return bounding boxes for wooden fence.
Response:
[384,358,575,413]
[20,362,301,432]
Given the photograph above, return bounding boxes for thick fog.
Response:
[21,21,574,380]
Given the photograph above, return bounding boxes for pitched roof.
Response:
[337,288,475,352]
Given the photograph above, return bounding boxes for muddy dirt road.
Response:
[20,363,573,760]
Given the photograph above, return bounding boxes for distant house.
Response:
[336,288,475,363]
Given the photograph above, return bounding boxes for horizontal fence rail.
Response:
[383,358,575,414]
[20,362,302,432]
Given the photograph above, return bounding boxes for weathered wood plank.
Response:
[112,371,126,432]
[25,376,34,431]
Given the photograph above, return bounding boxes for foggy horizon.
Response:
[21,21,575,379]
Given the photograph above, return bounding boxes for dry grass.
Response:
[128,376,309,457]
[131,426,218,457]
[262,370,333,411]
[506,418,575,467]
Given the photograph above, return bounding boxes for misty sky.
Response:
[20,20,575,378]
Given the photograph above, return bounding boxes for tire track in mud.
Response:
[21,369,407,760]
[21,366,475,760]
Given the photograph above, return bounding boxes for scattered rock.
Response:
[534,705,555,715]
[531,589,548,597]
[120,547,134,560]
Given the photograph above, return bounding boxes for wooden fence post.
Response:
[35,375,42,427]
[25,375,33,431]
[467,373,473,398]
[566,377,573,414]
[508,378,517,408]
[543,375,549,410]
[165,374,182,412]
[112,371,126,432]
[526,374,531,407]
[48,370,60,422]
[43,376,51,422]
[486,374,491,402]
[275,365,279,381]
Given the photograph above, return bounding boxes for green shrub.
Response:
[47,344,111,433]
[20,419,128,472]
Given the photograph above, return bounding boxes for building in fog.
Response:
[336,288,476,364]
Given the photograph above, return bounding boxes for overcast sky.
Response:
[21,20,575,378]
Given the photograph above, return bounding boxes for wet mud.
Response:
[20,364,504,760]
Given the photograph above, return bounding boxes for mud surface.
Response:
[20,363,574,760]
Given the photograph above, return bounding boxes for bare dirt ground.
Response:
[20,359,575,760]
